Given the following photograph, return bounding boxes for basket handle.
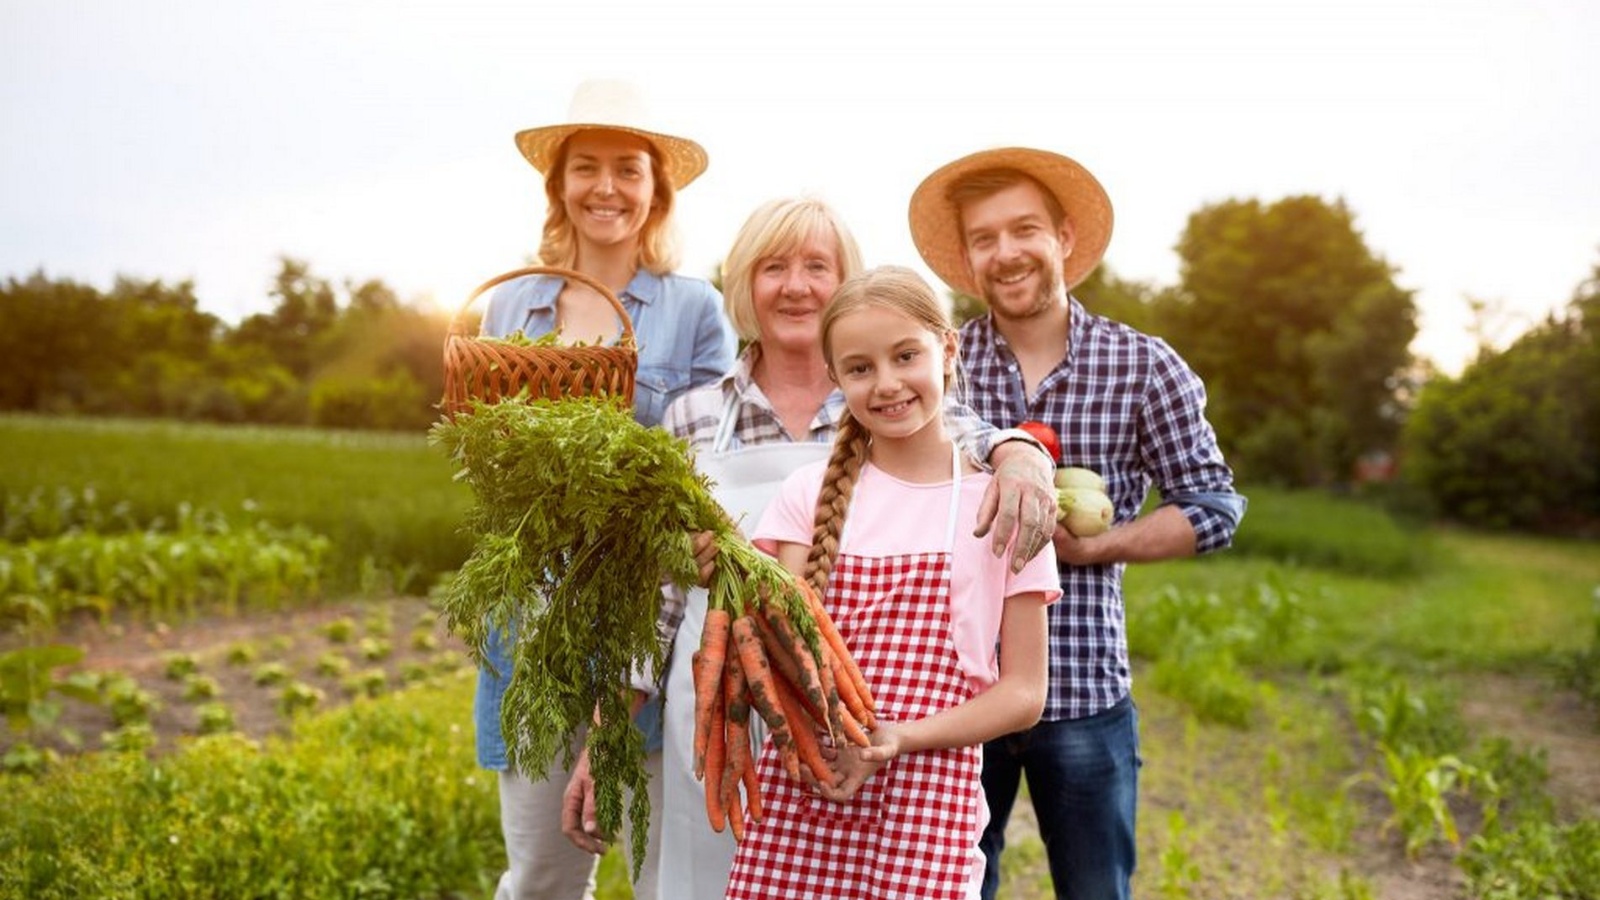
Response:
[448,265,635,346]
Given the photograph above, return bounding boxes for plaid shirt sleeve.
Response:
[1137,337,1245,554]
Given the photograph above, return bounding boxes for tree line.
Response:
[0,258,451,431]
[3,196,1596,533]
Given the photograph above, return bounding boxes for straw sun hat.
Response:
[514,79,709,189]
[908,147,1114,297]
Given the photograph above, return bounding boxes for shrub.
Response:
[0,674,501,899]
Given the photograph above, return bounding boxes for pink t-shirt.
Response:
[753,459,1061,694]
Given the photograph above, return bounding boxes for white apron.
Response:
[657,395,832,900]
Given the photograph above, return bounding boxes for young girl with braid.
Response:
[724,266,1060,900]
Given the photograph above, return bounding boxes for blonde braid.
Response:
[804,411,870,599]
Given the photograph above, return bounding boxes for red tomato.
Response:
[1017,420,1062,464]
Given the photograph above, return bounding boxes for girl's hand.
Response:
[818,723,903,802]
[691,530,718,586]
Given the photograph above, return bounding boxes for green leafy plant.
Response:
[1461,817,1600,899]
[341,668,388,698]
[1,740,59,775]
[195,701,235,735]
[0,644,100,739]
[180,673,221,701]
[356,637,391,662]
[224,641,258,666]
[251,661,291,687]
[1156,810,1200,899]
[162,652,199,680]
[314,652,351,678]
[278,681,325,718]
[101,675,161,727]
[320,617,356,644]
[0,675,499,898]
[361,609,392,636]
[102,722,156,754]
[1354,744,1494,859]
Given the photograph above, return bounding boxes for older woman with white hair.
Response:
[559,195,1058,899]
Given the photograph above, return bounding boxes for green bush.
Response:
[1127,575,1315,726]
[1229,486,1436,577]
[0,673,500,899]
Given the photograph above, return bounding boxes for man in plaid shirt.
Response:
[910,148,1247,900]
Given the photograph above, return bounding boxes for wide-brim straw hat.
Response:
[514,79,708,189]
[908,147,1113,296]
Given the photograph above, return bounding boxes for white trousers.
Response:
[494,749,663,900]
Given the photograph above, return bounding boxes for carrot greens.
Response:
[430,395,718,874]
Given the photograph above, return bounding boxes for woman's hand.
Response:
[559,746,609,854]
[691,530,718,586]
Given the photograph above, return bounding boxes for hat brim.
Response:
[514,123,708,190]
[909,147,1113,297]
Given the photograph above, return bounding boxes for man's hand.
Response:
[559,746,608,855]
[975,441,1057,572]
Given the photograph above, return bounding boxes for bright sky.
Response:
[4,0,1596,375]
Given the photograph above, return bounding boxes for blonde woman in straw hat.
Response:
[908,148,1247,900]
[474,79,736,900]
[575,197,1057,899]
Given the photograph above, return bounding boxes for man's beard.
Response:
[981,256,1063,322]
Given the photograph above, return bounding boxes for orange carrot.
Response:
[690,650,706,779]
[742,754,763,822]
[721,655,752,813]
[749,611,828,725]
[732,615,800,780]
[762,600,833,741]
[799,579,876,721]
[817,640,872,746]
[820,640,866,728]
[726,783,745,842]
[694,607,732,780]
[703,683,727,833]
[771,670,837,788]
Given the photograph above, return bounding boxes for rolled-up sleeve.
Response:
[1140,339,1246,555]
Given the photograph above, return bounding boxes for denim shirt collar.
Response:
[520,268,666,311]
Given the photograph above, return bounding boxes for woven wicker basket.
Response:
[441,266,638,417]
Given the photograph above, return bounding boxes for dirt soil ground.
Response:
[3,596,469,758]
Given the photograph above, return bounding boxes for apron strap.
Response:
[711,386,741,453]
[943,442,961,554]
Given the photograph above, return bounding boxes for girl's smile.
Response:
[827,305,954,446]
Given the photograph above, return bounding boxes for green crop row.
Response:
[1,414,472,594]
[3,519,328,630]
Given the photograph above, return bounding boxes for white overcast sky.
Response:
[3,0,1596,374]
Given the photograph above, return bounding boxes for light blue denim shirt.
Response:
[473,268,737,770]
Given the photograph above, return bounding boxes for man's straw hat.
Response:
[514,79,708,189]
[908,147,1113,296]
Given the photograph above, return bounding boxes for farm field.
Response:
[2,415,1597,899]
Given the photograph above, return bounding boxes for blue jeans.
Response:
[980,695,1141,900]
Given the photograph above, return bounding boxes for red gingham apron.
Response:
[726,447,981,900]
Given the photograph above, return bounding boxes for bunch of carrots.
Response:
[692,536,879,838]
